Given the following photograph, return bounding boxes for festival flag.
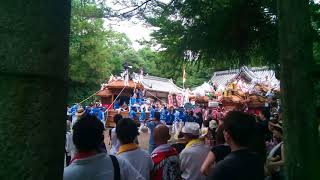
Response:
[182,65,186,84]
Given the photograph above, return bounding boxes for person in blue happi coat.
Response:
[186,111,196,122]
[89,105,99,116]
[136,97,140,106]
[138,106,147,133]
[140,97,145,106]
[160,105,168,124]
[98,108,106,126]
[69,104,79,123]
[113,99,120,110]
[165,106,175,133]
[129,106,137,120]
[179,108,187,123]
[129,93,137,109]
[97,108,105,121]
[149,105,156,119]
[165,107,175,126]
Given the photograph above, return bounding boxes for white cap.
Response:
[182,122,200,136]
[209,120,218,129]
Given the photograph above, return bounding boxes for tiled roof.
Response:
[98,73,183,97]
[211,66,280,89]
[106,79,144,89]
[96,88,113,97]
[141,74,184,94]
[191,66,280,96]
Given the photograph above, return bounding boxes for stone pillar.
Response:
[0,0,71,179]
[278,0,320,179]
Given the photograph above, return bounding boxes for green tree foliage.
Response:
[111,0,320,105]
[68,0,218,103]
[136,47,217,87]
[142,0,278,66]
[68,0,146,103]
[106,0,279,88]
[68,0,109,103]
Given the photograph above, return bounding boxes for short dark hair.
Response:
[116,118,139,144]
[114,114,123,125]
[72,115,104,151]
[216,125,226,145]
[261,109,270,120]
[154,112,160,121]
[223,111,256,147]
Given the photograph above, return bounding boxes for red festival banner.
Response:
[176,94,184,107]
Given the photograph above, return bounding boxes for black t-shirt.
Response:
[207,149,264,180]
[273,142,283,160]
[258,119,272,141]
[171,143,187,154]
[211,144,231,163]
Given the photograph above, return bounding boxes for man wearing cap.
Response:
[180,122,210,180]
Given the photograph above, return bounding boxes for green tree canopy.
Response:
[68,0,145,103]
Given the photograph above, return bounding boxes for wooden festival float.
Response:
[96,73,184,127]
[192,66,280,113]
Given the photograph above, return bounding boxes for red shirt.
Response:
[151,147,179,180]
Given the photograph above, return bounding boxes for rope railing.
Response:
[78,90,101,104]
[108,85,126,111]
[77,79,120,105]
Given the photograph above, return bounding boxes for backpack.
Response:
[110,155,120,180]
[153,154,181,180]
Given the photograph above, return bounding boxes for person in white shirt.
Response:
[64,115,145,180]
[65,120,75,166]
[116,118,153,180]
[109,114,122,155]
[179,122,210,180]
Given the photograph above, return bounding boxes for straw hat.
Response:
[76,108,85,117]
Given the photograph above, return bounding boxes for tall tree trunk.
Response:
[0,1,71,179]
[278,1,320,180]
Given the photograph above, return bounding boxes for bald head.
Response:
[154,124,171,146]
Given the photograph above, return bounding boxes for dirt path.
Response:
[104,129,150,151]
